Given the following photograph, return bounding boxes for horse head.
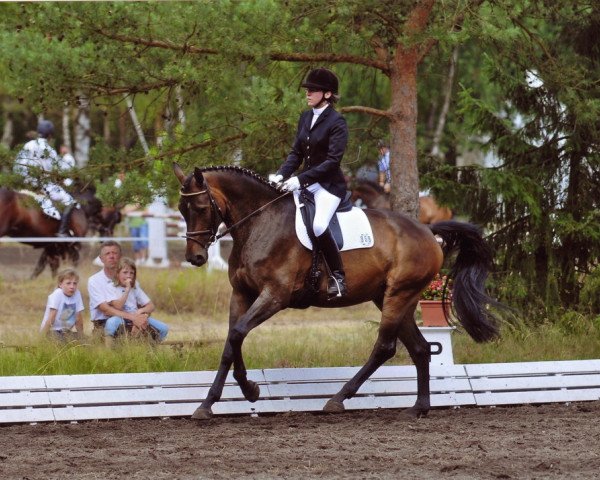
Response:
[174,164,225,267]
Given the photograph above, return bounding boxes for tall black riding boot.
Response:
[57,205,75,237]
[315,229,348,299]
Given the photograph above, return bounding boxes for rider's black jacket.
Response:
[277,105,348,199]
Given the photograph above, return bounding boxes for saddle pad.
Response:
[293,191,374,251]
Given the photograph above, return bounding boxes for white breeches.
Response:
[44,183,74,206]
[306,183,341,237]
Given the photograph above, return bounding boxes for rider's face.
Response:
[305,89,330,108]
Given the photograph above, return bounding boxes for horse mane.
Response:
[192,165,285,193]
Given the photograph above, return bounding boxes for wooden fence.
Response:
[1,360,599,424]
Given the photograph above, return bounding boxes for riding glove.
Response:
[268,173,283,184]
[282,176,300,192]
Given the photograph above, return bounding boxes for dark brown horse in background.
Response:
[0,187,91,277]
[88,205,122,237]
[174,164,500,420]
[351,180,453,224]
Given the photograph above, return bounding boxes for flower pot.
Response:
[419,300,450,327]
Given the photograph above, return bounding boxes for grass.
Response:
[0,243,599,375]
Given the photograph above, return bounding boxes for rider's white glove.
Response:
[282,176,300,192]
[268,173,283,184]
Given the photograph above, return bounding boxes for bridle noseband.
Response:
[180,183,224,249]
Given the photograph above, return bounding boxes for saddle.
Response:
[297,189,353,249]
[293,189,374,305]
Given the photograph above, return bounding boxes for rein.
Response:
[181,184,291,248]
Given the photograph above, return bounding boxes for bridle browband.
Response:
[180,182,291,249]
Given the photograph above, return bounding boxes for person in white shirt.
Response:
[88,241,150,344]
[40,268,84,342]
[106,257,169,343]
[15,120,76,236]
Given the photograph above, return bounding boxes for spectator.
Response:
[87,241,150,345]
[123,205,149,266]
[106,257,169,343]
[377,140,391,193]
[40,268,84,342]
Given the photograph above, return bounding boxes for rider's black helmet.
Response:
[37,120,55,138]
[301,68,339,94]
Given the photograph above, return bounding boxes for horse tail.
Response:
[429,221,500,343]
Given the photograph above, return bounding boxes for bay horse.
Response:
[174,164,500,420]
[0,187,90,277]
[351,180,453,224]
[88,205,122,237]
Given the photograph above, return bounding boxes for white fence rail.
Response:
[1,359,599,424]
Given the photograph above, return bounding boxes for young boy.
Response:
[40,268,85,341]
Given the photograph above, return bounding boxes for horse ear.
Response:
[193,167,204,186]
[173,163,186,185]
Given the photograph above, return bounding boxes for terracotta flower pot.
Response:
[419,300,450,327]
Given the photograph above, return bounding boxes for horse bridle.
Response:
[180,182,291,250]
[179,183,224,249]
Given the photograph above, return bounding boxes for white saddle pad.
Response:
[293,192,374,251]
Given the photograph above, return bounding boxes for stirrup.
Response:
[327,275,347,299]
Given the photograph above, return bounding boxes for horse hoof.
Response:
[191,407,213,420]
[323,399,345,413]
[244,381,260,403]
[401,406,428,420]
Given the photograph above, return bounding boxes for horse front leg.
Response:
[192,291,255,420]
[192,290,283,421]
[228,289,283,400]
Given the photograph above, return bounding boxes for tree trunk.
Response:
[124,94,149,154]
[431,46,458,159]
[1,110,13,149]
[387,0,435,218]
[389,52,420,217]
[74,93,91,167]
[62,105,72,153]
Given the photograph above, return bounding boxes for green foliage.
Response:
[0,0,598,322]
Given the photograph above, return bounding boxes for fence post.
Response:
[145,197,169,268]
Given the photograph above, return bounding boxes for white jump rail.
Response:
[1,360,599,424]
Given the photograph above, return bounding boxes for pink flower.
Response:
[420,274,452,301]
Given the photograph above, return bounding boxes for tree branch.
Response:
[95,28,389,73]
[82,80,178,96]
[95,29,218,55]
[267,52,389,73]
[340,105,393,119]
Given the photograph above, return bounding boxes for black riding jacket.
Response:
[277,105,348,199]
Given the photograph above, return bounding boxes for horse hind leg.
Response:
[31,250,49,279]
[396,308,432,419]
[323,297,406,413]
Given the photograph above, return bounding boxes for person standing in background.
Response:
[124,205,149,266]
[377,140,391,194]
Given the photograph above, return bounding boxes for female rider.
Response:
[269,68,349,298]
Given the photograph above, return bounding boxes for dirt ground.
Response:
[0,402,599,479]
